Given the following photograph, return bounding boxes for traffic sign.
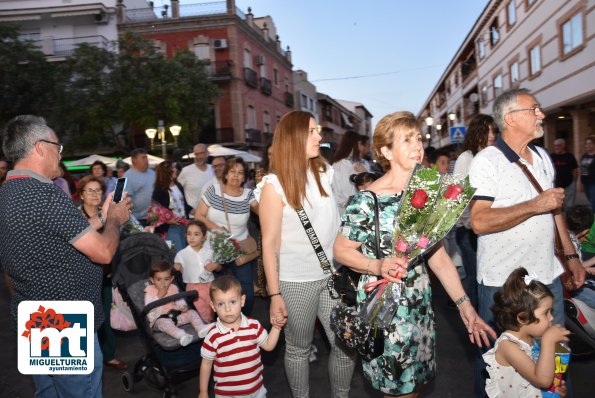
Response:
[450,126,467,144]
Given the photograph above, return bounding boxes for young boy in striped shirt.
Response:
[199,275,285,398]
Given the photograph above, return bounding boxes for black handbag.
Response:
[330,191,385,361]
[329,191,381,306]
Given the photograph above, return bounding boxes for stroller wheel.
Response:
[121,371,135,392]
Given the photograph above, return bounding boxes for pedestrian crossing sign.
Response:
[450,126,466,144]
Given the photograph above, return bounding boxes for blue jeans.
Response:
[33,334,103,398]
[473,277,567,398]
[166,224,187,253]
[455,226,478,309]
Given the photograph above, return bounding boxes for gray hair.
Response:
[2,115,53,162]
[492,88,531,132]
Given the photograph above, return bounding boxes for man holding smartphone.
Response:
[0,115,132,398]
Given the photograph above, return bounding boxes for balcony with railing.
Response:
[208,60,233,80]
[124,1,245,23]
[260,77,272,96]
[284,91,294,107]
[244,67,257,88]
[34,35,109,57]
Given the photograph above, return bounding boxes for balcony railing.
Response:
[208,60,232,80]
[260,77,272,95]
[284,91,294,107]
[34,35,109,57]
[124,2,245,23]
[244,67,257,88]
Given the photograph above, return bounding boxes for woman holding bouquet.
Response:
[195,157,259,315]
[255,111,356,398]
[152,161,191,252]
[334,111,496,398]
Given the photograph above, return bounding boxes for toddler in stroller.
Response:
[145,260,207,347]
[111,232,208,397]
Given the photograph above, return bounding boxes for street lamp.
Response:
[425,116,434,142]
[145,120,182,159]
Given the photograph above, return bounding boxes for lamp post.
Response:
[425,116,434,143]
[145,120,182,159]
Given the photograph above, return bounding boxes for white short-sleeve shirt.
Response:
[174,244,215,283]
[469,137,564,286]
[254,169,339,282]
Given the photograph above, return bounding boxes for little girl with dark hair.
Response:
[483,267,570,397]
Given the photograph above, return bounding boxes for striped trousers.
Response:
[280,277,356,398]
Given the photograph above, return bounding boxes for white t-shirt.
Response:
[174,244,215,283]
[254,169,339,282]
[202,184,255,240]
[331,158,360,214]
[454,150,474,229]
[177,163,214,209]
[469,139,564,286]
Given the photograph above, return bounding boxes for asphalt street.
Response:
[1,273,592,398]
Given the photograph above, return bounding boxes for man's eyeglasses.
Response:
[39,139,63,154]
[507,106,542,116]
[82,188,103,195]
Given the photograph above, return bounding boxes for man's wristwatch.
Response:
[564,253,580,261]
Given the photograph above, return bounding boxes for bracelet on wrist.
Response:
[564,253,580,261]
[455,294,470,309]
[268,292,281,298]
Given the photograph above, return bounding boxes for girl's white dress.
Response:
[482,332,542,398]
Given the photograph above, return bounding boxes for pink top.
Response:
[144,284,187,327]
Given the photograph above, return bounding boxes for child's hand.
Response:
[173,263,183,272]
[205,261,220,272]
[542,324,570,345]
[198,391,209,398]
[272,315,287,329]
[180,306,189,313]
[555,379,567,398]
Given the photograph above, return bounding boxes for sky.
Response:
[176,0,490,124]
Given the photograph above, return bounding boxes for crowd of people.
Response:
[0,87,593,398]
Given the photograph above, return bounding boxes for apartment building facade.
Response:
[419,0,595,156]
[118,0,294,150]
[0,0,119,60]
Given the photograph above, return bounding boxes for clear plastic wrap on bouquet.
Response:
[358,165,476,328]
[209,229,241,264]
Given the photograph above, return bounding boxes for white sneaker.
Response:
[180,334,193,347]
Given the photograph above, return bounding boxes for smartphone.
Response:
[112,177,127,203]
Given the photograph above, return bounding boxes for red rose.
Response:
[444,184,464,200]
[411,189,429,209]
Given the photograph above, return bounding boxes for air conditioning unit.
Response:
[94,11,109,24]
[212,39,228,49]
[255,55,264,66]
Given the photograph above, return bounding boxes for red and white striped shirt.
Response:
[201,314,268,396]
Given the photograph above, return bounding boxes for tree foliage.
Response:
[0,27,220,153]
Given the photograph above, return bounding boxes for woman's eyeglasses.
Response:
[82,188,103,195]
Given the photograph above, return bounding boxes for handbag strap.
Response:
[220,189,233,232]
[367,191,382,259]
[509,157,569,273]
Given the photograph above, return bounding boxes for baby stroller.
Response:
[564,288,595,358]
[112,232,203,398]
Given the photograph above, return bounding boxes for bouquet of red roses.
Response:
[209,229,242,264]
[146,201,189,229]
[360,164,476,328]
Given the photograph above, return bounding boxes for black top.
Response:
[152,181,191,235]
[580,153,595,185]
[550,152,578,188]
[0,170,103,330]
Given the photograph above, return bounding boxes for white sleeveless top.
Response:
[254,169,339,282]
[483,332,542,398]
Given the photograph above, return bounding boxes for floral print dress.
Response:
[340,190,436,395]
